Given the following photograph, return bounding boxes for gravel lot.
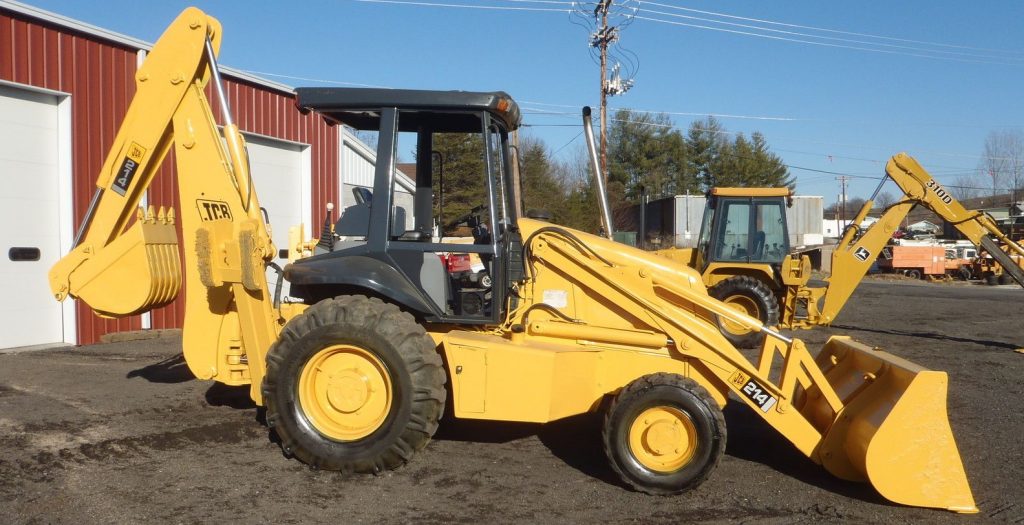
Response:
[1,280,1022,524]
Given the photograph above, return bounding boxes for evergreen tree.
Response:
[748,132,794,188]
[607,109,694,201]
[431,132,487,234]
[518,136,565,220]
[685,117,791,190]
[685,116,729,190]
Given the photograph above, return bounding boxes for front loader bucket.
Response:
[57,207,181,317]
[798,336,977,513]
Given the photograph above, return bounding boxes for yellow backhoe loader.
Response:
[49,7,978,513]
[655,161,1024,347]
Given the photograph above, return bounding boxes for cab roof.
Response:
[294,87,521,133]
[711,187,792,197]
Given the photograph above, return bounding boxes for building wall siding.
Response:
[1,9,338,344]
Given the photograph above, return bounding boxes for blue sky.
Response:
[23,0,1024,203]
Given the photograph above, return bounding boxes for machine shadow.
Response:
[125,353,194,383]
[204,382,257,409]
[434,401,898,503]
[434,412,621,485]
[722,402,886,506]
[830,323,1019,351]
[124,356,889,504]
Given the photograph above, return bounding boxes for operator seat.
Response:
[752,231,766,260]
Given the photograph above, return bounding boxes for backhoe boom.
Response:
[819,153,1024,323]
[47,8,280,402]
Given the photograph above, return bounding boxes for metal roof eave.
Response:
[0,0,295,95]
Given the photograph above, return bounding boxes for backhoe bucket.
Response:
[798,336,977,513]
[62,207,181,317]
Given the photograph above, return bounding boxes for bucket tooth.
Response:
[65,213,181,316]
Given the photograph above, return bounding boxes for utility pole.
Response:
[836,175,850,232]
[594,0,613,177]
[576,1,635,180]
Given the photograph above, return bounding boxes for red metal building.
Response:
[0,1,339,347]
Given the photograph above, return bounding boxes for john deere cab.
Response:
[690,187,793,347]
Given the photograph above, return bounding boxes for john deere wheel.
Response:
[603,373,726,495]
[263,295,446,473]
[708,276,780,348]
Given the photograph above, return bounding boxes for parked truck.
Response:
[876,244,946,279]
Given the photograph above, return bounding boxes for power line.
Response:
[240,70,390,88]
[632,14,1024,66]
[518,109,1019,163]
[638,1,1024,57]
[352,0,1023,66]
[520,100,1023,130]
[352,0,571,12]
[552,130,585,154]
[233,65,1021,166]
[637,7,1024,63]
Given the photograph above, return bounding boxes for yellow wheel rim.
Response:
[298,344,392,441]
[628,406,698,473]
[719,294,759,336]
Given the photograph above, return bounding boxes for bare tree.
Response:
[980,130,1024,200]
[874,191,896,209]
[951,173,984,201]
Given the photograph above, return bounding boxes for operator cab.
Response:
[697,187,791,271]
[285,88,524,324]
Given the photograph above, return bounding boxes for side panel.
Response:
[286,254,438,317]
[442,331,716,424]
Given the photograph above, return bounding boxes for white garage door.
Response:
[0,85,66,349]
[244,134,309,298]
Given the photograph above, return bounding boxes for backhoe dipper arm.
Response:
[886,153,1024,286]
[820,152,1024,323]
[47,8,280,402]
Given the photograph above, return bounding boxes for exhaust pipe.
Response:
[582,107,614,240]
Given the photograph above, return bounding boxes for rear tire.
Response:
[986,273,999,286]
[262,295,446,473]
[602,374,726,495]
[998,273,1014,285]
[905,269,922,280]
[708,276,779,349]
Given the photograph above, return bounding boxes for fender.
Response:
[285,254,438,317]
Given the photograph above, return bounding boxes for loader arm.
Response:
[818,152,1024,323]
[47,8,281,402]
[522,225,975,512]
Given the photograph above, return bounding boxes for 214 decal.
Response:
[729,370,778,413]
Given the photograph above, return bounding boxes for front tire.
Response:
[602,374,726,495]
[262,295,446,473]
[708,276,780,348]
